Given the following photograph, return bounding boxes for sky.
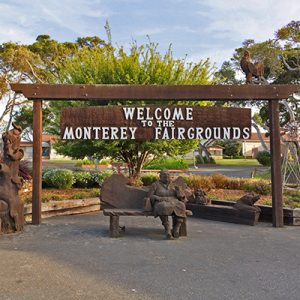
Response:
[0,0,299,68]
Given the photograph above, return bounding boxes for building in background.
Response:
[20,134,67,160]
[241,133,270,158]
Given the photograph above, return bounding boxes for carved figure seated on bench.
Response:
[145,170,187,239]
[233,193,261,213]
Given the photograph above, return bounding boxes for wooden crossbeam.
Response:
[11,83,300,100]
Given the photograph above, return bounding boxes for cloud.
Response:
[0,0,299,69]
[188,47,235,68]
[134,27,166,36]
[197,0,300,43]
[0,0,110,43]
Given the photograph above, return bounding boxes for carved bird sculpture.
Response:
[240,50,265,84]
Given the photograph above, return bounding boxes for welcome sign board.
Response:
[61,106,251,140]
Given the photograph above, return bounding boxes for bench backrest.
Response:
[100,174,148,209]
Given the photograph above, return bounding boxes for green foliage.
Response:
[217,140,242,158]
[42,169,74,189]
[49,36,215,178]
[76,159,94,166]
[215,61,242,84]
[141,173,159,186]
[99,159,111,165]
[256,151,271,166]
[144,158,189,170]
[222,21,300,142]
[92,170,114,186]
[242,180,271,195]
[73,172,94,188]
[195,155,204,164]
[2,30,216,178]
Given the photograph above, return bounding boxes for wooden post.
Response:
[32,100,42,225]
[269,100,284,227]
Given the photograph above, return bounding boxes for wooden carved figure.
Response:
[0,123,24,234]
[240,50,266,84]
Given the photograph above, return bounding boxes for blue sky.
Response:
[0,0,299,68]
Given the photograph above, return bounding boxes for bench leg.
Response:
[179,218,187,237]
[110,215,120,238]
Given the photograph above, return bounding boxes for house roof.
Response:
[42,134,57,143]
[248,132,269,142]
[208,145,224,150]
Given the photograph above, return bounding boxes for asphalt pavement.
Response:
[0,212,299,300]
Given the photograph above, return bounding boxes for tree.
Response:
[218,20,300,158]
[53,40,217,177]
[0,35,80,129]
[217,140,242,158]
[3,32,217,178]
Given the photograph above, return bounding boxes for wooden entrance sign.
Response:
[10,83,300,227]
[61,106,251,141]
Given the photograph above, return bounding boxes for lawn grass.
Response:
[254,170,271,180]
[215,159,260,166]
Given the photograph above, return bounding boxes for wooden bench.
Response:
[101,174,192,238]
[103,208,192,238]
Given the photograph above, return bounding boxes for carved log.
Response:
[0,123,24,234]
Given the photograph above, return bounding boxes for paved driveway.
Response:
[0,212,299,300]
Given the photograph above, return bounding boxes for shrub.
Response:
[92,170,114,186]
[217,140,242,157]
[242,179,271,195]
[73,171,94,188]
[43,169,74,189]
[184,175,215,192]
[141,173,159,186]
[211,173,229,189]
[195,155,204,164]
[99,159,110,165]
[226,178,246,190]
[76,159,94,166]
[256,151,271,166]
[128,177,143,187]
[210,174,246,190]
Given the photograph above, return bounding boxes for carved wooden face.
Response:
[243,51,250,59]
[160,172,170,184]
